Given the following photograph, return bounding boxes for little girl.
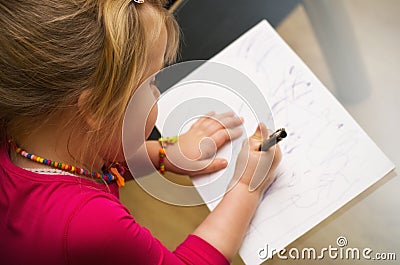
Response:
[0,1,281,264]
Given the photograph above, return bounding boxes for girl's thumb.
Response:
[252,123,269,140]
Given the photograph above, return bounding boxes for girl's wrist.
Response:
[226,181,263,202]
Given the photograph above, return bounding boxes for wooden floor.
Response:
[120,1,400,264]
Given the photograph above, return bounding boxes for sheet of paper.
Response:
[156,20,395,264]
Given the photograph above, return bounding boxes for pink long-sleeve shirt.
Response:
[0,142,229,265]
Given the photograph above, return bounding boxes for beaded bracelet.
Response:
[158,136,178,175]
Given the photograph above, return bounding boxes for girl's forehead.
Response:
[148,25,167,68]
[140,3,166,41]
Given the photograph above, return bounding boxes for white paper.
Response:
[156,20,395,264]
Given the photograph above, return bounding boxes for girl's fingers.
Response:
[249,123,270,151]
[192,112,243,137]
[218,115,244,129]
[202,115,243,135]
[209,127,243,149]
[190,158,228,176]
[200,111,235,128]
[190,111,215,129]
[214,111,235,120]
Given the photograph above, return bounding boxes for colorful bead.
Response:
[107,173,113,182]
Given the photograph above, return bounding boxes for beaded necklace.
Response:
[9,141,126,187]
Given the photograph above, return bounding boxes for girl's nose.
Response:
[151,83,161,100]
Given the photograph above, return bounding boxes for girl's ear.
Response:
[78,89,100,130]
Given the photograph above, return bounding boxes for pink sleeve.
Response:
[65,196,229,265]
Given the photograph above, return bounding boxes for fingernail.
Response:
[221,159,228,166]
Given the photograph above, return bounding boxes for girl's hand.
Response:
[164,112,244,176]
[229,123,282,194]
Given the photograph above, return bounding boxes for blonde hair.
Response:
[0,0,179,166]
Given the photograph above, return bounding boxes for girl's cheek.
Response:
[120,80,159,160]
[144,84,160,139]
